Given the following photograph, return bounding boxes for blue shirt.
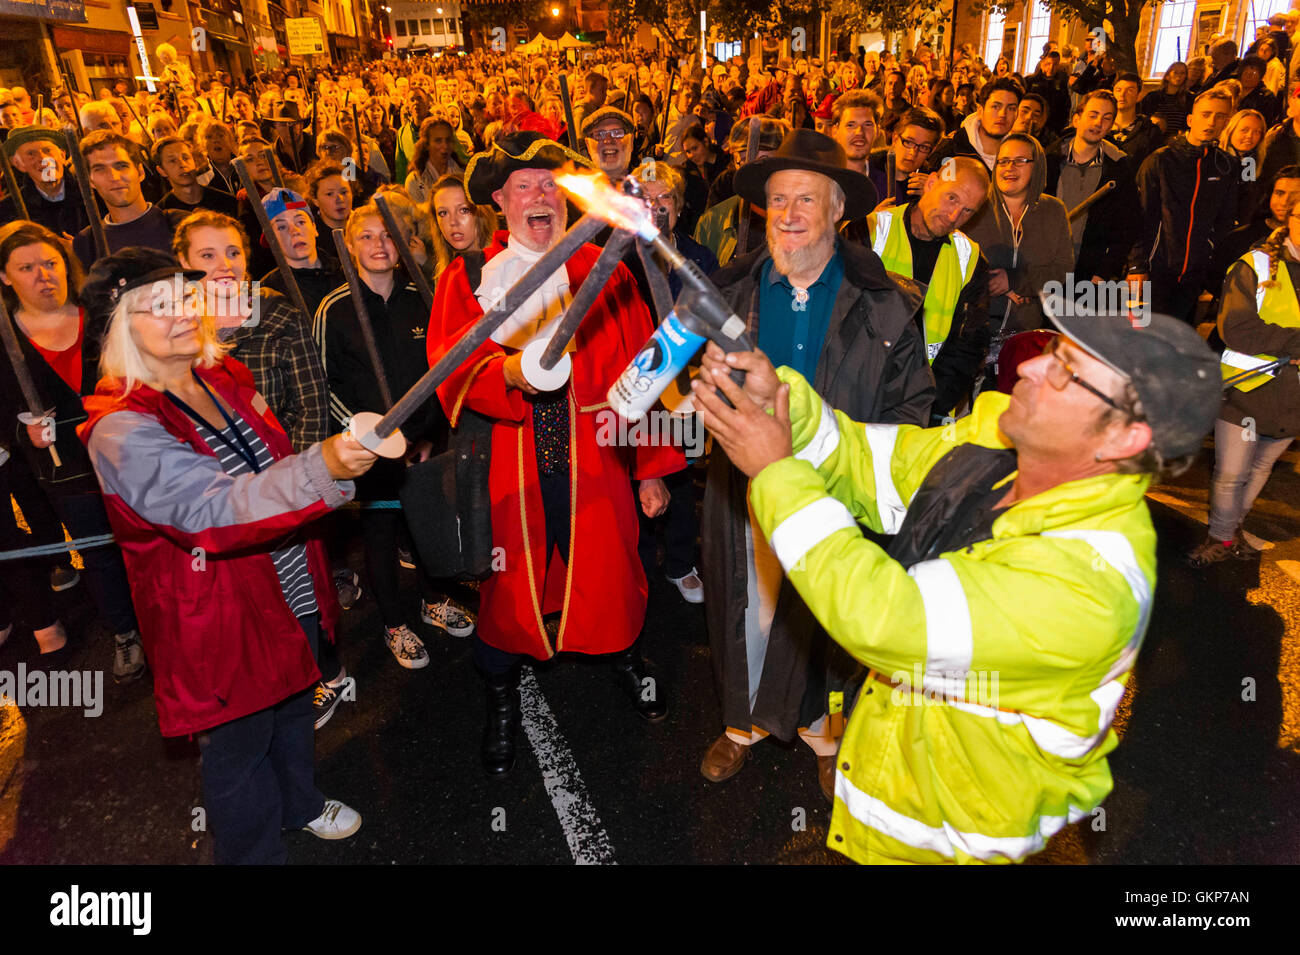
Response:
[757,251,845,381]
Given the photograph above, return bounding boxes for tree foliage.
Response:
[461,0,552,39]
[969,0,1157,74]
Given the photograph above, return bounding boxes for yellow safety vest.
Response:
[1221,249,1300,392]
[869,208,979,364]
[750,370,1155,864]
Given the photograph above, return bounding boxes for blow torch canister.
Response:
[607,284,754,421]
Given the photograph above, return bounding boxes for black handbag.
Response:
[399,408,494,580]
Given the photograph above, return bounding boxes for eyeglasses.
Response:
[995,157,1034,168]
[1041,341,1124,411]
[590,127,628,143]
[898,136,934,154]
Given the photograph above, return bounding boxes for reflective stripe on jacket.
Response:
[868,208,978,364]
[748,368,1155,864]
[1220,249,1300,392]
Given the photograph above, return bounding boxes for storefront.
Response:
[51,23,134,95]
[0,16,52,91]
[329,30,359,63]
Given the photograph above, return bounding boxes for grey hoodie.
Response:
[964,133,1074,335]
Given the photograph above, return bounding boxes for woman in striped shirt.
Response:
[79,248,379,863]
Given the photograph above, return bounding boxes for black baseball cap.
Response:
[1040,292,1221,459]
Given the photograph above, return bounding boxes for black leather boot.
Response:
[611,649,668,723]
[481,667,520,777]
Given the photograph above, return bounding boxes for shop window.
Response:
[984,8,1005,68]
[1148,0,1196,77]
[1024,0,1052,70]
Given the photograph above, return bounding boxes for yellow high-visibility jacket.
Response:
[747,367,1156,864]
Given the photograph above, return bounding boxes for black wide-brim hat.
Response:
[734,128,877,221]
[464,131,590,208]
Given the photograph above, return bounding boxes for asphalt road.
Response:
[1,442,1297,866]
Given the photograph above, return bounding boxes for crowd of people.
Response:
[0,8,1297,866]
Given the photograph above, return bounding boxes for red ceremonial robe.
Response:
[428,233,684,660]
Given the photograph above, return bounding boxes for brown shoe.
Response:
[700,733,750,783]
[817,755,837,802]
[1187,536,1233,568]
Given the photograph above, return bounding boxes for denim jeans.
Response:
[1208,418,1293,541]
[197,614,325,865]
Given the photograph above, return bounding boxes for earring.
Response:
[1094,452,1103,462]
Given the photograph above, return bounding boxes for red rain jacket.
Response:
[79,357,347,737]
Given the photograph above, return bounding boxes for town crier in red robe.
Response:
[427,132,684,776]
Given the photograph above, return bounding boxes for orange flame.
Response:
[556,168,656,237]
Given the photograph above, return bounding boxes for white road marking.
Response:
[1145,490,1274,550]
[1278,560,1300,585]
[518,667,617,865]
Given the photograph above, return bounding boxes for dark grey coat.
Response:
[700,237,934,741]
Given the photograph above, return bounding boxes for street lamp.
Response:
[551,6,559,16]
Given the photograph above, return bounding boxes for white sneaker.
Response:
[421,597,475,637]
[385,625,429,669]
[303,799,361,840]
[667,567,705,604]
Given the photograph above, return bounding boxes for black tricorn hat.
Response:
[464,131,589,207]
[734,128,878,221]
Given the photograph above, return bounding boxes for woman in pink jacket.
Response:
[77,248,380,864]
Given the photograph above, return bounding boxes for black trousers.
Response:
[1150,269,1207,325]
[359,506,446,630]
[637,467,699,579]
[50,492,138,635]
[0,455,64,632]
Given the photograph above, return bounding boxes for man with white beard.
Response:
[697,129,934,799]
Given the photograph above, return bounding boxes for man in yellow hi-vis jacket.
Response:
[689,303,1221,864]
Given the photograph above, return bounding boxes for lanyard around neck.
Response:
[166,371,262,474]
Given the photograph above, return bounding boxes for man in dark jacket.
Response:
[1024,52,1071,134]
[698,129,933,799]
[926,77,1023,174]
[1108,73,1165,168]
[1046,90,1139,282]
[1128,88,1238,323]
[0,127,91,240]
[1200,39,1243,92]
[71,130,187,271]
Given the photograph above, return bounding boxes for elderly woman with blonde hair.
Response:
[78,247,378,863]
